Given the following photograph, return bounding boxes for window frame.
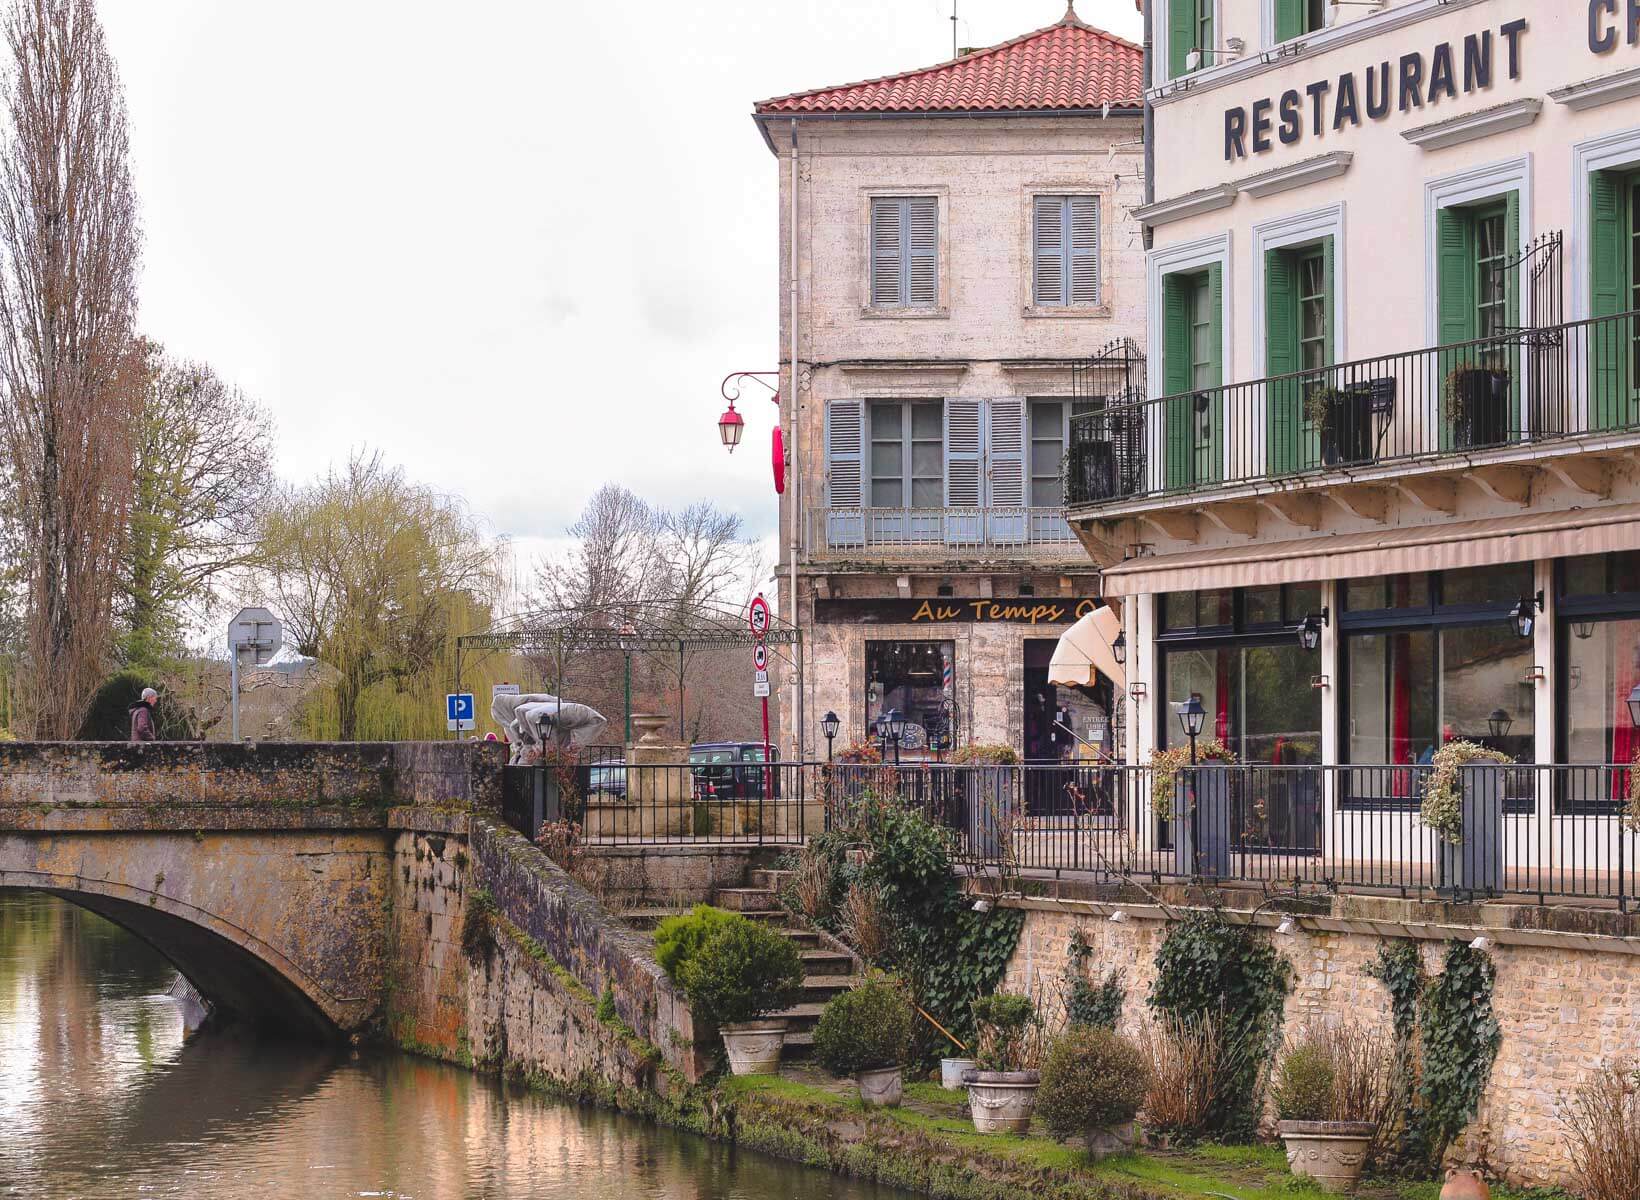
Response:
[1026,397,1098,509]
[866,399,943,510]
[863,191,946,317]
[1030,193,1103,310]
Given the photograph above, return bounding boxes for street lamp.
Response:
[1112,629,1127,667]
[1296,608,1329,653]
[1487,708,1513,740]
[1176,693,1206,766]
[717,402,745,452]
[877,707,907,765]
[1509,592,1543,640]
[618,623,637,744]
[820,710,840,762]
[1627,683,1640,730]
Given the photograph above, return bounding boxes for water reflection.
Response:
[0,892,901,1199]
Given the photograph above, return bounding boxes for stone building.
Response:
[753,4,1147,761]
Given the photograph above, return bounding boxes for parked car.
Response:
[585,761,627,801]
[689,742,779,801]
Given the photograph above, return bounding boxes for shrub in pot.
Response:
[1274,1021,1389,1193]
[813,975,915,1107]
[1038,1026,1150,1158]
[966,993,1043,1134]
[669,913,804,1075]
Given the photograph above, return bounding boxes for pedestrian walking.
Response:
[129,687,158,743]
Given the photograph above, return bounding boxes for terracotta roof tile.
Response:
[755,4,1143,116]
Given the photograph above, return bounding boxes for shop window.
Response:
[1345,573,1430,613]
[865,640,954,752]
[1440,563,1534,608]
[1557,552,1640,808]
[1161,643,1322,765]
[1161,585,1317,633]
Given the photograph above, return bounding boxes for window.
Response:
[1474,205,1509,341]
[870,196,938,308]
[1558,552,1640,802]
[1590,167,1640,429]
[1298,251,1328,372]
[1190,280,1214,390]
[1168,0,1213,76]
[1027,398,1097,507]
[1032,195,1100,307]
[866,641,955,751]
[1436,193,1520,448]
[868,401,943,508]
[1265,238,1336,475]
[1161,265,1224,490]
[1274,0,1325,42]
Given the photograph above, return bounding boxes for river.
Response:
[0,891,903,1200]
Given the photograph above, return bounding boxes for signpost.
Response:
[227,607,282,743]
[749,594,773,794]
[447,692,476,733]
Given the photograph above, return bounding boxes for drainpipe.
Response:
[789,117,806,762]
[1142,0,1155,251]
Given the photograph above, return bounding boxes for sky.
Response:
[98,0,1144,568]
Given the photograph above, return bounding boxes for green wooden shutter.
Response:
[1266,249,1301,476]
[1322,235,1336,366]
[1436,206,1475,450]
[1163,273,1193,491]
[1504,190,1521,331]
[1275,0,1305,41]
[1591,170,1631,429]
[1169,0,1195,78]
[1204,262,1224,484]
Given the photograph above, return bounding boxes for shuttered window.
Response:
[1265,239,1334,476]
[1032,195,1100,307]
[1169,0,1212,77]
[870,196,939,308]
[1590,168,1638,429]
[825,401,864,508]
[868,401,943,507]
[1274,0,1325,41]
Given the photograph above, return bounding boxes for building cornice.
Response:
[1238,151,1353,199]
[1402,98,1542,152]
[1133,183,1238,228]
[1550,65,1640,113]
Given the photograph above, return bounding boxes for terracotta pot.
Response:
[940,1058,976,1090]
[1441,1170,1491,1200]
[966,1070,1041,1134]
[856,1065,903,1108]
[719,1020,786,1076]
[1278,1120,1375,1193]
[1086,1119,1137,1159]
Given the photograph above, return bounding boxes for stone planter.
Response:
[940,1057,977,1090]
[1438,766,1504,896]
[966,1070,1040,1134]
[856,1065,904,1108]
[1278,1120,1375,1193]
[1085,1119,1137,1159]
[1172,765,1231,879]
[720,1020,786,1076]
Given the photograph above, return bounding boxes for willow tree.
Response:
[0,0,141,736]
[257,452,500,741]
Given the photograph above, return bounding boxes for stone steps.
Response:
[712,887,778,912]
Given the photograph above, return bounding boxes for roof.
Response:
[754,2,1143,117]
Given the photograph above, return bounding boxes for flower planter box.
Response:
[1278,1120,1375,1192]
[1450,370,1511,449]
[720,1020,786,1076]
[856,1066,903,1108]
[966,1070,1040,1134]
[1172,766,1232,879]
[1085,1119,1137,1159]
[1438,766,1504,896]
[1319,390,1374,467]
[940,1057,976,1090]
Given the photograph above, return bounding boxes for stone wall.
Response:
[999,894,1640,1187]
[572,844,784,908]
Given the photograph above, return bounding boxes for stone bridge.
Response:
[0,741,503,1038]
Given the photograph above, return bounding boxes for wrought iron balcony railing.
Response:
[806,506,1083,560]
[1066,309,1640,510]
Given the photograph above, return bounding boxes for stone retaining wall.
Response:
[1000,894,1640,1187]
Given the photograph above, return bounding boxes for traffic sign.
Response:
[753,642,768,672]
[748,593,771,638]
[446,692,476,731]
[753,679,771,698]
[493,682,520,700]
[228,606,282,666]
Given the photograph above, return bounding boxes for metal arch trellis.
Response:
[453,597,801,743]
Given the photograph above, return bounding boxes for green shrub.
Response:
[1274,1041,1335,1122]
[971,992,1040,1072]
[1037,1026,1150,1140]
[78,670,198,740]
[1066,967,1125,1031]
[813,975,915,1076]
[653,905,744,980]
[676,918,804,1028]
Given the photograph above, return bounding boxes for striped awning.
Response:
[1098,503,1640,596]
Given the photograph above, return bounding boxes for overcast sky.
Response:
[99,0,1144,564]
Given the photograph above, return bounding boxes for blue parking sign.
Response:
[446,692,475,731]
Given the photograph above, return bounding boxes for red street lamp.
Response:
[717,401,745,452]
[717,370,784,487]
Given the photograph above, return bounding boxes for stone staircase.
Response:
[625,867,861,1059]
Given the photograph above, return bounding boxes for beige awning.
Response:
[1049,604,1126,690]
[1100,502,1640,596]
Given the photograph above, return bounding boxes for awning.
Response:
[1049,604,1125,690]
[1100,502,1640,596]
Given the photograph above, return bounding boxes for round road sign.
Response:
[748,593,771,637]
[753,642,768,671]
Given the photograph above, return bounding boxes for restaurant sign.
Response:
[815,597,1101,626]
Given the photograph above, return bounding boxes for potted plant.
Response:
[1444,362,1511,448]
[1303,384,1373,467]
[1274,1022,1389,1193]
[662,907,804,1075]
[812,974,916,1107]
[966,993,1043,1133]
[1420,740,1512,895]
[1038,1025,1151,1158]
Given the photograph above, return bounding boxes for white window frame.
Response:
[1572,127,1640,323]
[860,187,950,319]
[1153,0,1224,86]
[1146,232,1233,493]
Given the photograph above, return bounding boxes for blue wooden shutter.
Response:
[825,400,864,546]
[1033,196,1065,306]
[907,196,938,307]
[1069,196,1100,305]
[1591,171,1630,429]
[1266,248,1301,476]
[987,398,1027,543]
[944,398,983,545]
[870,198,903,307]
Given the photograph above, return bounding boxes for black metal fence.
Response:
[1066,308,1640,508]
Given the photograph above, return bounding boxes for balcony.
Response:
[805,506,1084,563]
[1065,309,1640,516]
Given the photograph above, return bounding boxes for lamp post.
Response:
[618,623,637,744]
[821,710,840,763]
[1176,693,1206,766]
[1509,592,1543,640]
[1296,608,1329,652]
[878,707,906,766]
[1112,629,1127,667]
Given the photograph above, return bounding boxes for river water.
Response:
[0,891,902,1200]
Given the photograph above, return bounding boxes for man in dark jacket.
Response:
[129,688,158,742]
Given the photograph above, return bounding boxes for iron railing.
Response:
[1066,308,1640,509]
[807,507,1084,559]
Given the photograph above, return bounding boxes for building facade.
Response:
[1068,3,1640,809]
[754,6,1147,761]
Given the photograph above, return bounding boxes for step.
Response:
[748,868,794,891]
[620,907,688,930]
[781,1029,814,1058]
[800,949,854,974]
[712,887,778,912]
[799,974,860,1003]
[782,928,824,947]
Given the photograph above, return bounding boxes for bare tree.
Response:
[120,343,274,669]
[532,484,665,616]
[0,0,142,736]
